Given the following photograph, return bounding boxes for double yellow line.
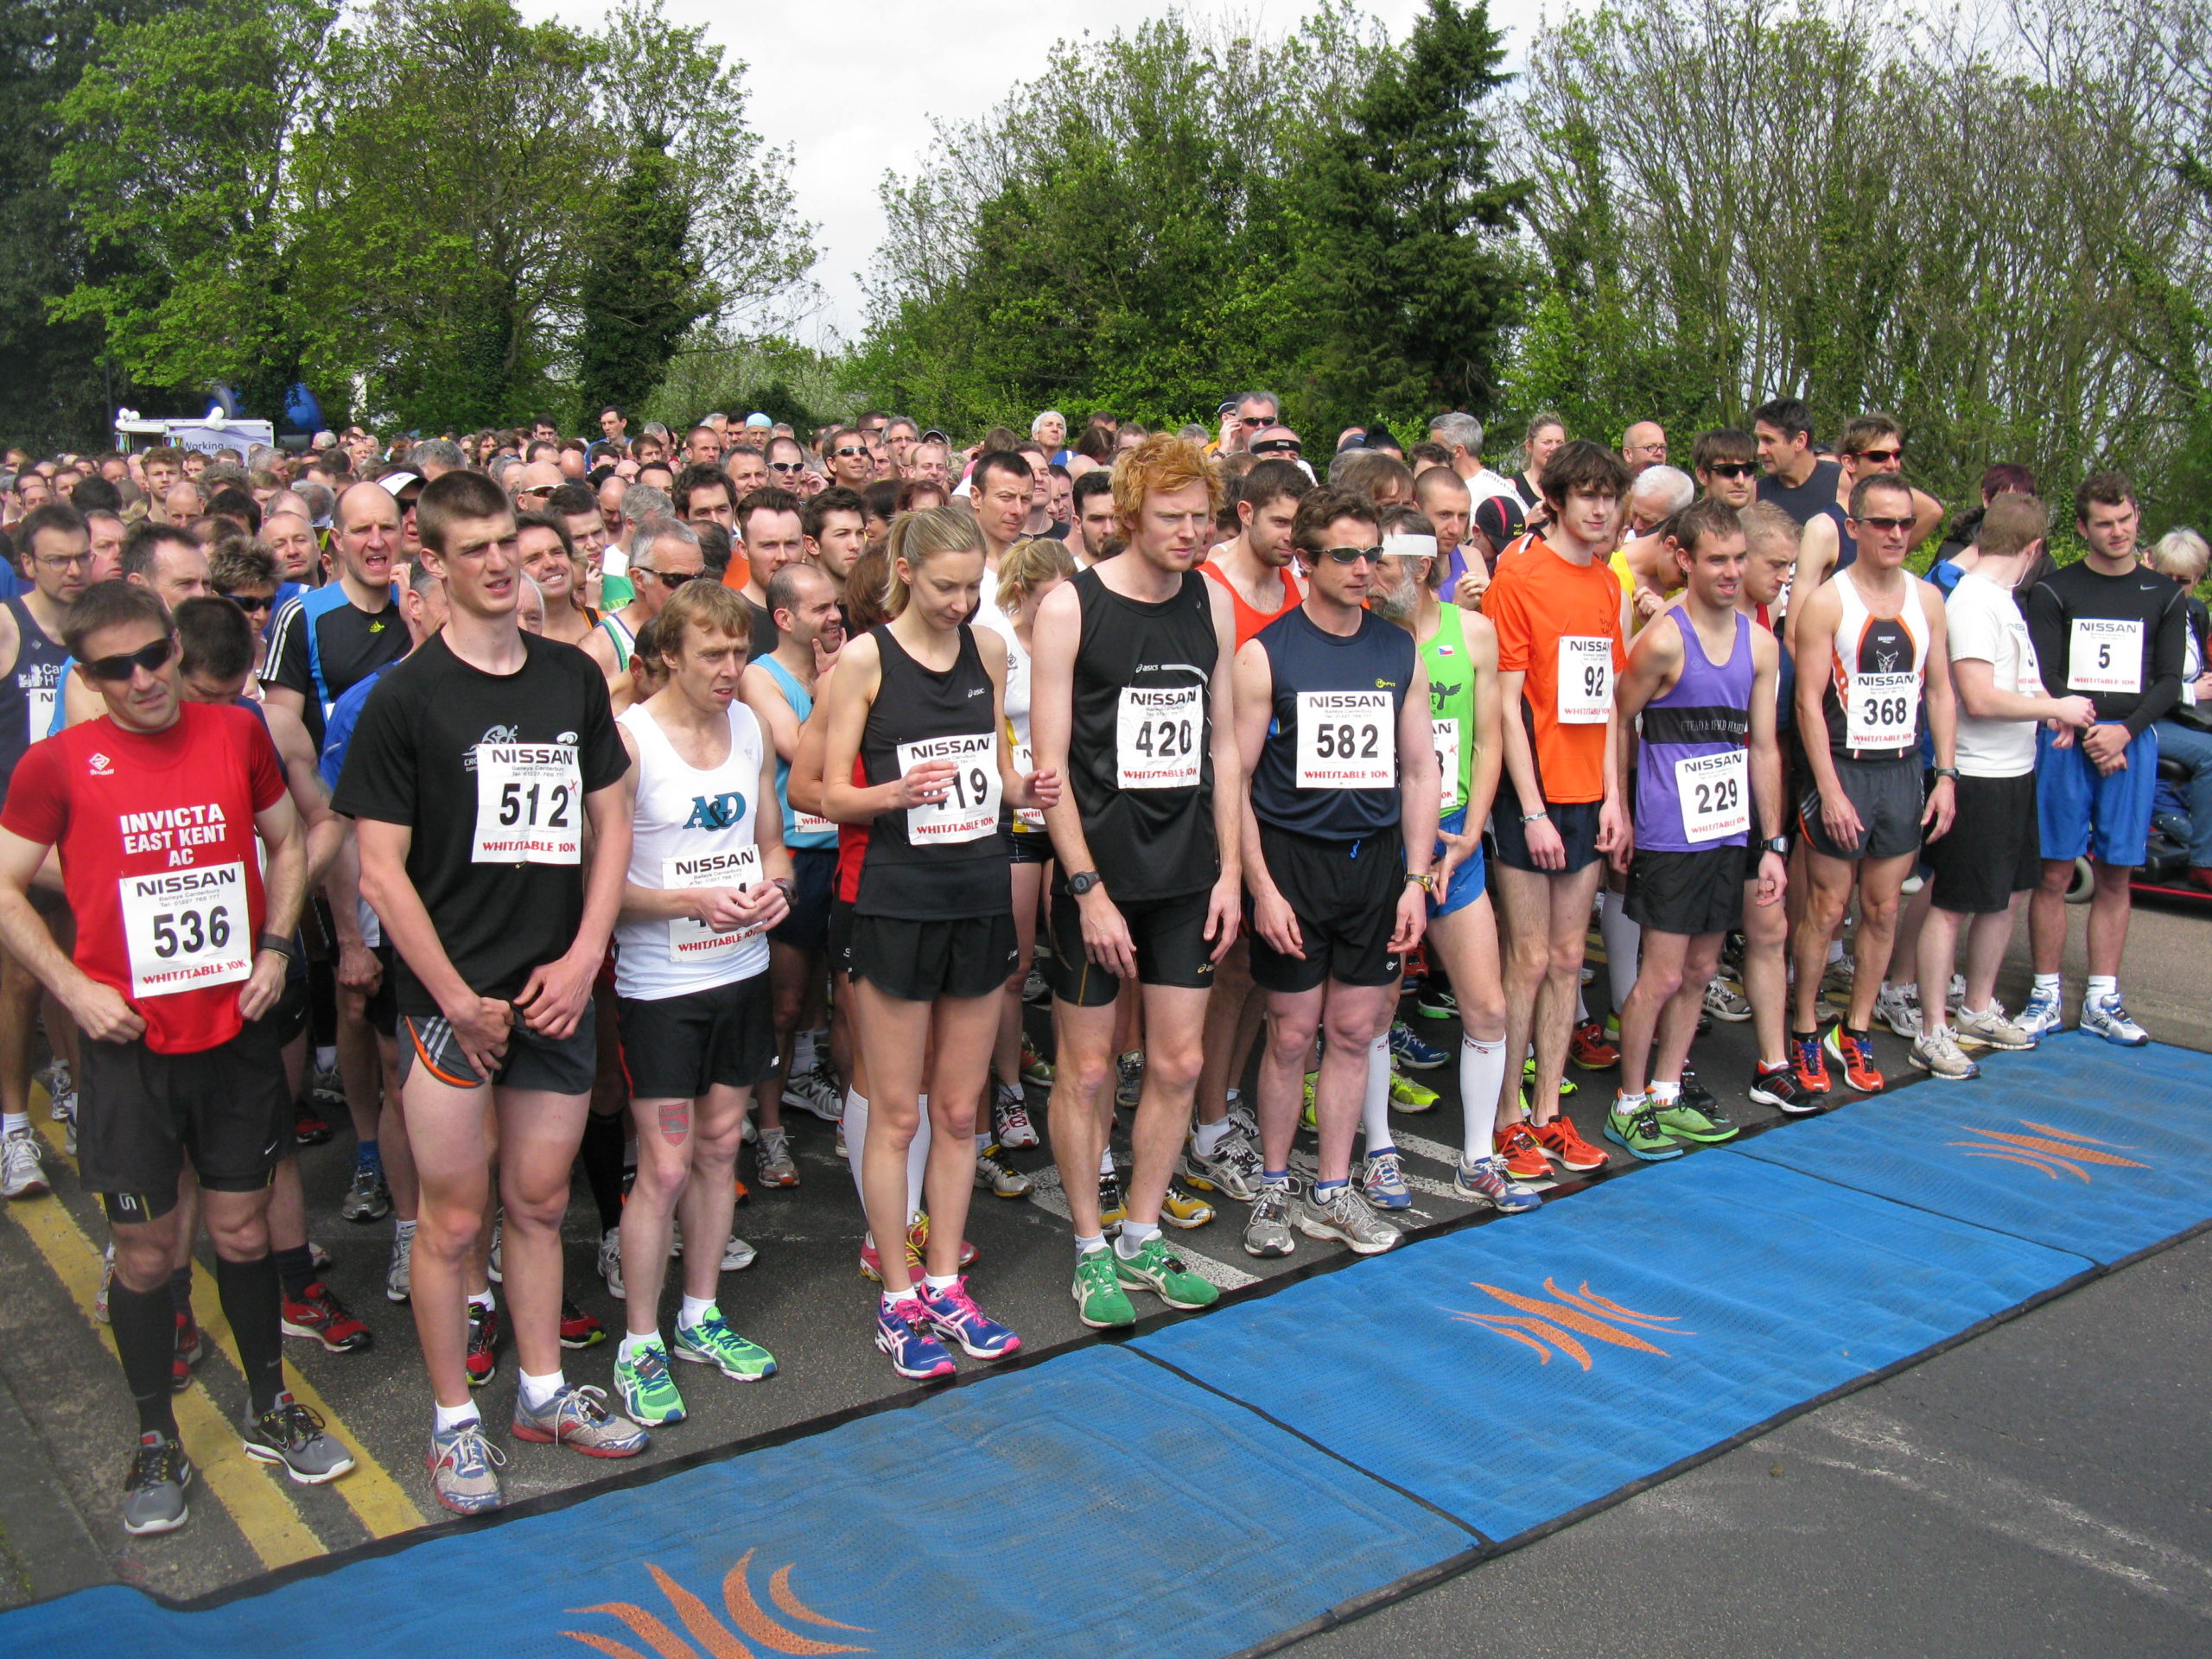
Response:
[12,1101,423,1569]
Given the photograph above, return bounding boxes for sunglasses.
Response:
[1852,515,1916,532]
[1242,415,1274,427]
[833,446,869,460]
[1705,461,1758,479]
[221,590,275,613]
[1250,438,1301,456]
[1852,448,1903,465]
[82,635,176,683]
[632,565,700,586]
[768,460,805,474]
[1318,545,1383,565]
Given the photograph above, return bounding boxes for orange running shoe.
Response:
[1789,1030,1831,1096]
[1822,1024,1885,1093]
[1568,1019,1619,1071]
[1493,1122,1556,1186]
[1533,1115,1610,1172]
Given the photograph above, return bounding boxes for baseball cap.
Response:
[745,412,773,429]
[1473,493,1526,548]
[1216,398,1239,417]
[375,471,422,496]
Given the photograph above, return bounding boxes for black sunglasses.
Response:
[1705,461,1758,479]
[1852,515,1916,532]
[1853,448,1903,465]
[1318,545,1382,565]
[83,635,176,683]
[221,590,275,613]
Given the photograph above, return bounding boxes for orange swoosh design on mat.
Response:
[725,1552,872,1653]
[565,1554,872,1659]
[771,1566,870,1632]
[1444,1281,1692,1370]
[1948,1121,2147,1182]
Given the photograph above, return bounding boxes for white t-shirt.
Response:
[1945,570,2041,778]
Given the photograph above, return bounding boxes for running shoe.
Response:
[1494,1122,1556,1186]
[425,1418,505,1516]
[1388,1021,1448,1071]
[975,1142,1033,1198]
[172,1313,204,1394]
[1097,1170,1128,1230]
[463,1301,500,1387]
[597,1224,623,1298]
[1910,1027,1980,1080]
[1114,1234,1220,1309]
[1568,1019,1618,1071]
[1603,1096,1683,1160]
[1873,982,1923,1040]
[308,1240,333,1274]
[1533,1115,1609,1172]
[1702,977,1752,1023]
[613,1341,687,1426]
[1360,1149,1413,1211]
[1243,1178,1298,1258]
[559,1299,606,1349]
[1673,1067,1723,1116]
[1750,1060,1821,1116]
[1020,1038,1055,1086]
[916,1277,1021,1360]
[1072,1246,1138,1328]
[339,1162,391,1223]
[1180,1128,1262,1202]
[2017,983,2064,1039]
[1955,1002,2036,1052]
[58,1092,76,1155]
[1454,1154,1542,1213]
[874,1295,957,1380]
[1160,1177,1215,1229]
[1297,1183,1400,1255]
[723,1233,758,1271]
[1822,1024,1885,1092]
[310,1060,346,1112]
[1821,955,1856,1002]
[907,1211,977,1272]
[672,1308,778,1382]
[1650,1093,1738,1145]
[512,1384,649,1458]
[2081,992,2150,1047]
[485,1211,503,1284]
[1022,966,1050,1006]
[994,1089,1040,1149]
[1520,1054,1579,1102]
[1388,1068,1440,1113]
[293,1103,334,1147]
[0,1128,48,1199]
[1414,981,1459,1020]
[95,1243,112,1324]
[123,1431,193,1535]
[1116,1050,1144,1107]
[281,1281,374,1353]
[1300,1071,1319,1132]
[782,1064,845,1122]
[1789,1029,1832,1096]
[1225,1094,1256,1140]
[385,1226,414,1303]
[835,1119,847,1160]
[755,1128,798,1189]
[242,1394,355,1484]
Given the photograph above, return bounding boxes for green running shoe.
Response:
[1603,1096,1684,1162]
[1521,1055,1577,1102]
[1072,1245,1137,1328]
[613,1341,688,1425]
[672,1310,779,1382]
[1651,1096,1738,1144]
[1113,1234,1220,1310]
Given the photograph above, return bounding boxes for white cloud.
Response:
[522,0,1549,340]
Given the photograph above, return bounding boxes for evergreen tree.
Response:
[575,136,706,421]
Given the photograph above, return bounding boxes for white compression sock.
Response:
[1599,888,1640,1015]
[1459,1035,1506,1162]
[842,1090,868,1199]
[907,1104,931,1223]
[1363,1033,1394,1153]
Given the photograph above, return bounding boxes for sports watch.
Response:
[1066,870,1103,896]
[1760,836,1790,856]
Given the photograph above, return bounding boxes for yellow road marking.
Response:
[29,1109,429,1540]
[3,1168,323,1569]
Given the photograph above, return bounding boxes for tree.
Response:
[575,137,707,422]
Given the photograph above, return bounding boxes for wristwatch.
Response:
[1406,871,1435,895]
[1933,766,1961,781]
[1760,836,1790,856]
[1520,810,1548,825]
[257,931,297,962]
[1066,870,1103,896]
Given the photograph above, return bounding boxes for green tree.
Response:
[575,137,706,422]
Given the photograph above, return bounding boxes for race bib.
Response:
[2069,618,2142,695]
[119,861,251,998]
[1676,750,1749,843]
[1433,717,1463,812]
[897,732,999,843]
[1294,691,1394,788]
[1846,672,1919,749]
[1557,636,1613,723]
[664,845,766,963]
[1116,685,1203,789]
[791,808,836,837]
[473,743,582,863]
[1013,741,1045,830]
[28,685,54,743]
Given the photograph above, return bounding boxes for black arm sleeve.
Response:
[2025,580,2068,698]
[2126,588,2189,738]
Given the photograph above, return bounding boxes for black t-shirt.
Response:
[744,597,781,661]
[2027,559,2188,738]
[264,586,410,750]
[331,632,627,1017]
[1758,459,1844,527]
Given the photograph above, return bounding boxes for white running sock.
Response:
[923,1272,958,1294]
[1192,1116,1232,1157]
[467,1287,495,1313]
[315,1044,336,1071]
[433,1400,480,1433]
[1098,1145,1116,1177]
[678,1294,715,1328]
[3,1111,27,1136]
[1074,1233,1106,1257]
[1116,1218,1160,1257]
[517,1369,564,1411]
[792,1028,817,1074]
[2087,975,2118,1004]
[1459,1035,1505,1162]
[617,1331,662,1363]
[1363,1033,1393,1153]
[1599,887,1640,1015]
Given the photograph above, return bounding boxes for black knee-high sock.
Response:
[111,1281,180,1439]
[579,1110,627,1232]
[214,1253,285,1416]
[167,1263,194,1316]
[274,1243,315,1302]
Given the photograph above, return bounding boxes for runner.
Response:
[1789,474,1960,1095]
[1608,499,1787,1157]
[0,579,352,1532]
[1030,435,1242,1325]
[1069,471,1120,567]
[582,514,705,687]
[966,451,1035,612]
[516,511,599,649]
[1912,494,2094,1076]
[1235,484,1438,1257]
[334,469,646,1514]
[728,487,806,657]
[263,480,407,750]
[1485,441,1632,1184]
[609,581,786,1427]
[817,505,1057,1378]
[2021,472,2187,1044]
[739,561,848,1188]
[1786,415,1947,651]
[800,486,868,623]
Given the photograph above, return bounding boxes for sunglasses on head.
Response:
[82,635,176,683]
[1705,461,1758,479]
[1317,544,1382,565]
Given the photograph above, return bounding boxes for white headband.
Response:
[1381,532,1438,559]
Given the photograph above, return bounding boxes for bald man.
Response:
[263,480,407,751]
[162,480,206,525]
[509,460,563,516]
[1621,422,1669,476]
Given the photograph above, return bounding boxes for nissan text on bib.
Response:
[897,732,1000,842]
[473,741,582,863]
[1116,685,1203,789]
[664,845,765,961]
[2069,618,2142,695]
[1294,691,1394,787]
[1557,637,1613,723]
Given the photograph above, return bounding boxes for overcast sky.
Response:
[525,0,1549,342]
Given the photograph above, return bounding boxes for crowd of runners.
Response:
[1,396,2203,1529]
